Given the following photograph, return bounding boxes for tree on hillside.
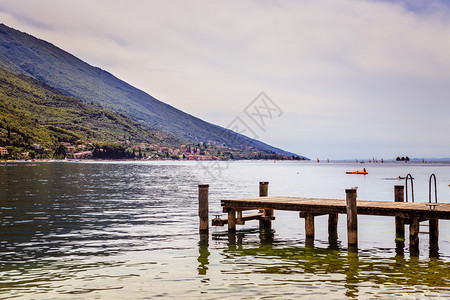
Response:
[54,145,66,159]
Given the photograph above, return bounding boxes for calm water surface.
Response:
[1,160,449,299]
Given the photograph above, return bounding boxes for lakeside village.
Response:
[0,140,304,162]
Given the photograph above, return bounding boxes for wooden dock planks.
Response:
[221,196,450,220]
[199,183,449,255]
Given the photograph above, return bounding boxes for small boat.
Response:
[396,176,405,180]
[346,171,368,175]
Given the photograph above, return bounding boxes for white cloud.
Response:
[0,0,449,158]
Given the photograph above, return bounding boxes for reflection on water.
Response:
[1,161,450,298]
[1,162,200,298]
[198,233,210,275]
[209,230,450,298]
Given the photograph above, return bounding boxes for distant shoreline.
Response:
[2,158,450,164]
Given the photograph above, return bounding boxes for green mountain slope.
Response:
[0,67,182,154]
[0,23,304,158]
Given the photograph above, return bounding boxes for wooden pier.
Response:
[199,183,450,255]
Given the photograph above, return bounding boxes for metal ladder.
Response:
[405,174,414,202]
[429,173,438,204]
[404,173,438,204]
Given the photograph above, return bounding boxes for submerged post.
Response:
[198,184,209,233]
[228,209,236,232]
[429,219,439,243]
[429,218,439,257]
[410,218,420,256]
[346,188,358,252]
[328,213,339,249]
[305,213,315,238]
[394,185,405,241]
[328,213,338,235]
[305,212,315,248]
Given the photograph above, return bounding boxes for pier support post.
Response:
[305,212,315,248]
[228,209,236,232]
[429,218,439,257]
[346,188,358,252]
[305,213,315,238]
[409,218,419,256]
[198,184,209,233]
[328,213,339,249]
[394,185,405,255]
[328,213,338,235]
[394,185,405,241]
[259,182,272,230]
[429,218,439,243]
[236,210,244,225]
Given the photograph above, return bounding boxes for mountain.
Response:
[0,66,300,160]
[0,23,305,158]
[0,66,183,153]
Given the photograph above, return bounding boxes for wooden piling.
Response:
[409,218,419,246]
[198,184,209,233]
[327,213,338,249]
[394,185,406,255]
[429,218,439,244]
[236,210,244,225]
[305,236,314,249]
[429,218,439,258]
[228,209,236,231]
[305,212,315,238]
[409,218,419,256]
[394,185,405,241]
[346,188,358,251]
[305,211,315,247]
[328,213,338,249]
[259,181,272,230]
[328,213,338,234]
[259,181,268,197]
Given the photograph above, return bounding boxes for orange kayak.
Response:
[346,171,368,175]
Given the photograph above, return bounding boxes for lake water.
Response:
[1,160,449,299]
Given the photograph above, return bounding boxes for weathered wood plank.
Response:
[212,212,264,226]
[299,211,328,218]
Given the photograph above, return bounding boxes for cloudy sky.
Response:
[1,0,449,159]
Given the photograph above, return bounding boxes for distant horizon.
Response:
[0,1,449,159]
[325,157,450,162]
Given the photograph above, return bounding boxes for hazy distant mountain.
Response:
[0,23,304,158]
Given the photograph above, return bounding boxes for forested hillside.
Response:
[0,67,306,161]
[0,23,303,158]
[0,67,182,158]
